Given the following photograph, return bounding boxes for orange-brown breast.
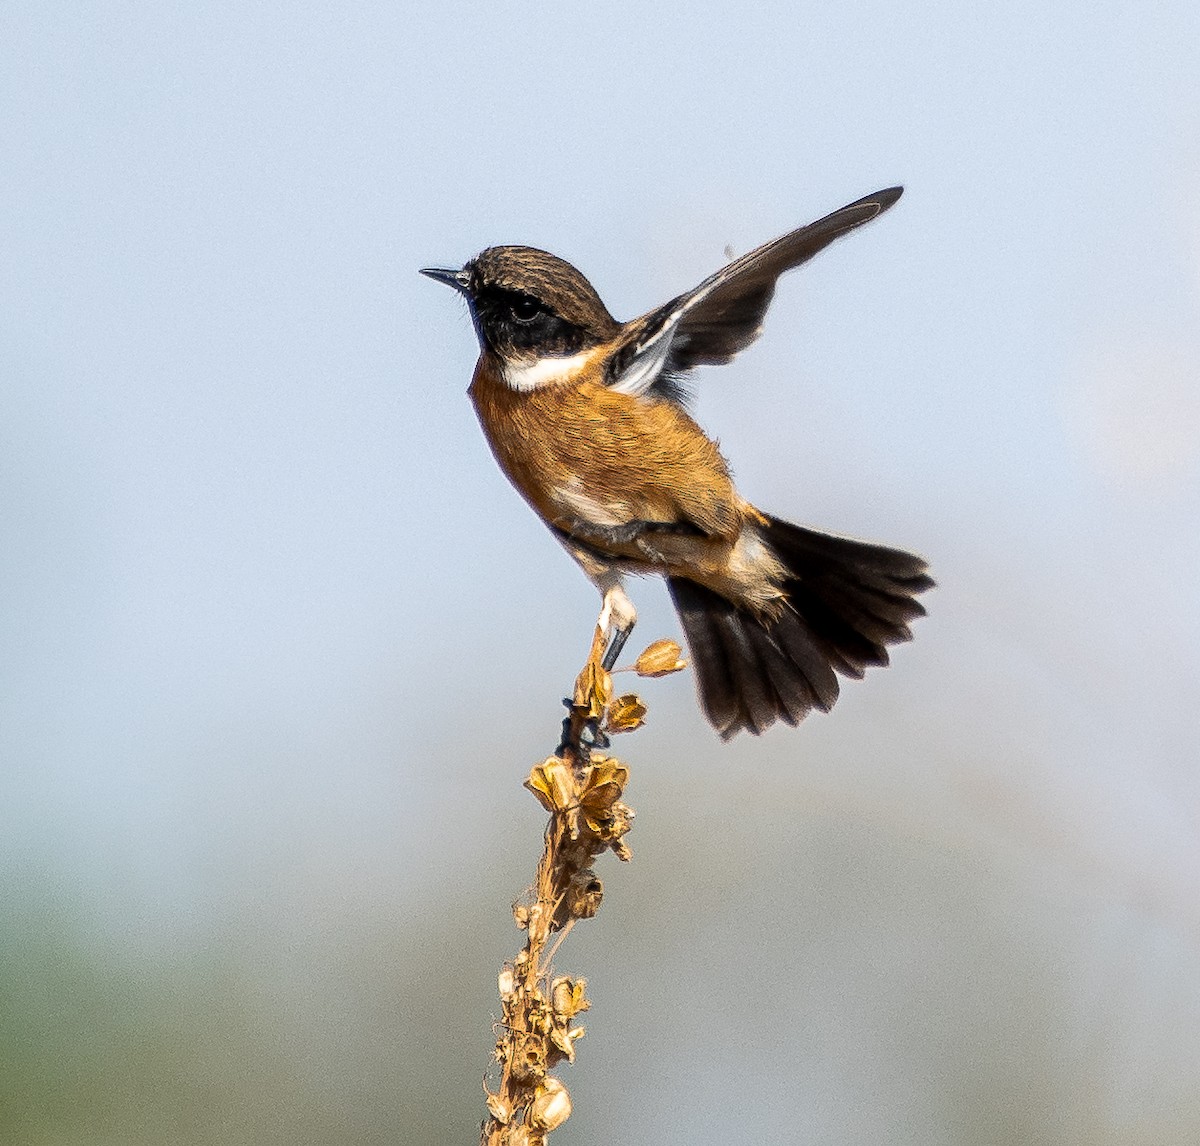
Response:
[468,353,744,541]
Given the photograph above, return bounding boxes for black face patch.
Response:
[470,286,589,359]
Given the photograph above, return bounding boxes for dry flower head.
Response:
[483,632,685,1144]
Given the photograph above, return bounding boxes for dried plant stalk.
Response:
[480,632,685,1144]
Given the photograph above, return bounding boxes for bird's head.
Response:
[421,247,620,384]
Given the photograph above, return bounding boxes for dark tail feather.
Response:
[667,517,933,739]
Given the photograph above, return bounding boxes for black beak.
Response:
[419,266,472,296]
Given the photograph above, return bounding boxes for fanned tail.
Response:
[667,517,933,739]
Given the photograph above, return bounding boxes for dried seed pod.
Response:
[550,976,589,1019]
[634,638,687,677]
[564,871,604,920]
[528,1077,572,1132]
[525,757,575,813]
[578,759,628,814]
[604,693,647,733]
[573,659,612,720]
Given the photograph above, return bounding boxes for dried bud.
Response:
[604,693,647,733]
[513,903,530,930]
[498,967,515,997]
[634,638,687,677]
[529,1077,572,1132]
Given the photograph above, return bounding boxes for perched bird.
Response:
[422,187,931,739]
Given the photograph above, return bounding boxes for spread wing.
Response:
[607,187,902,400]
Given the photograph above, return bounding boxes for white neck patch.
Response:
[501,350,592,392]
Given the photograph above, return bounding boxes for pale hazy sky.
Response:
[2,4,1199,1143]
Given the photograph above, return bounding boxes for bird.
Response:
[421,187,931,739]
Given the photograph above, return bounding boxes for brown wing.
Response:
[608,187,903,397]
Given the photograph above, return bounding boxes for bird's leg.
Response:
[601,625,631,672]
[577,584,636,751]
[558,624,607,760]
[556,582,638,760]
[597,582,637,670]
[557,701,584,761]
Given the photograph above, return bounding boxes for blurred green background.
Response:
[3,2,1199,1143]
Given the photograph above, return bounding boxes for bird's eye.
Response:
[510,296,541,324]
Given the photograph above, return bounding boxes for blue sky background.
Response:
[2,3,1199,1142]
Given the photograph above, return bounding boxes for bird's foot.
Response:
[556,699,611,764]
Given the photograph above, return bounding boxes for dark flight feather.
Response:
[609,187,903,399]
